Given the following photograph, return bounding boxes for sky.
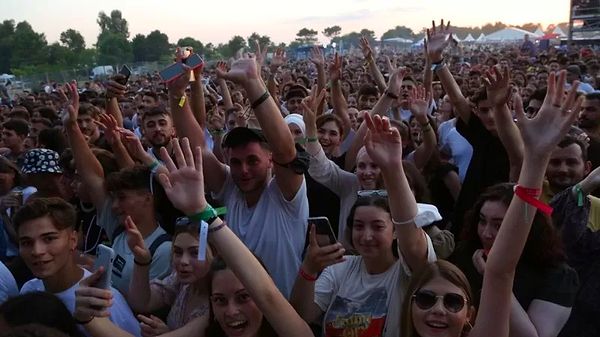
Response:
[2,0,570,47]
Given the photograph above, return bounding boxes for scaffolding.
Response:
[569,0,600,41]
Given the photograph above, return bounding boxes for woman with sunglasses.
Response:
[290,112,435,337]
[400,69,583,337]
[73,137,314,337]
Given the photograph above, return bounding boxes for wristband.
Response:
[514,185,553,215]
[299,267,317,282]
[208,222,226,233]
[574,184,584,207]
[178,95,186,107]
[188,205,218,223]
[306,137,319,143]
[134,258,151,266]
[251,91,270,110]
[210,128,226,136]
[149,160,160,174]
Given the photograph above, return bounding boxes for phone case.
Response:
[308,217,337,245]
[159,63,185,83]
[93,244,115,289]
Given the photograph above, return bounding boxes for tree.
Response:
[11,21,47,69]
[177,37,204,54]
[516,22,541,33]
[221,35,247,58]
[131,34,148,62]
[323,26,342,40]
[360,28,376,45]
[247,32,272,49]
[481,21,507,35]
[333,31,362,49]
[145,30,171,62]
[381,25,416,40]
[97,32,132,65]
[60,29,85,53]
[295,28,318,45]
[0,20,16,73]
[97,10,129,38]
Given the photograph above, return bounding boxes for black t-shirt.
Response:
[451,114,510,235]
[75,200,106,255]
[427,163,459,229]
[305,173,341,237]
[450,242,579,310]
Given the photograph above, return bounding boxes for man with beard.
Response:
[579,92,600,169]
[140,107,175,161]
[76,103,110,151]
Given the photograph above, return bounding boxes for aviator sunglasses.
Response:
[412,290,467,313]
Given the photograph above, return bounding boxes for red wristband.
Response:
[514,185,553,215]
[299,268,317,282]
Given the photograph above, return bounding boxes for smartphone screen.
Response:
[185,53,204,69]
[308,217,337,246]
[116,65,131,85]
[92,244,115,289]
[159,63,185,83]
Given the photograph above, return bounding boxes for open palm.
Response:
[364,114,403,169]
[217,56,259,87]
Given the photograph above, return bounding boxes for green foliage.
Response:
[381,25,416,40]
[219,35,247,58]
[177,37,204,54]
[97,32,132,65]
[247,33,272,49]
[60,29,85,53]
[323,26,342,39]
[97,10,129,38]
[295,28,318,45]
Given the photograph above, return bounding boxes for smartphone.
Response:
[185,53,204,69]
[92,244,115,289]
[308,217,337,246]
[116,65,131,85]
[159,63,185,83]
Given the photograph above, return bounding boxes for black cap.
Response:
[222,127,267,148]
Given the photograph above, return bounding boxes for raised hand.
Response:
[95,114,120,145]
[254,41,269,68]
[472,249,487,275]
[384,55,397,73]
[124,216,151,265]
[74,268,114,322]
[120,129,148,162]
[167,47,192,95]
[426,19,452,63]
[328,53,343,82]
[408,85,431,124]
[138,314,170,337]
[270,48,286,73]
[359,36,374,60]
[483,66,512,107]
[301,224,345,276]
[216,55,260,88]
[208,109,226,131]
[301,85,327,128]
[60,80,79,124]
[157,138,206,216]
[105,77,127,99]
[309,46,325,67]
[215,60,228,79]
[515,70,583,157]
[364,114,403,169]
[386,66,409,96]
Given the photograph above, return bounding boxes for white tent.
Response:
[484,27,542,42]
[383,37,413,43]
[534,27,545,36]
[412,38,425,47]
[552,26,567,38]
[463,34,475,42]
[476,33,486,42]
[452,35,461,42]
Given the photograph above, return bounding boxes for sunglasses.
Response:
[357,189,387,198]
[412,290,467,313]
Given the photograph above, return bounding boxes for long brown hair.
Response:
[401,260,474,337]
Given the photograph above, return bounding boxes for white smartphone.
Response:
[92,244,115,289]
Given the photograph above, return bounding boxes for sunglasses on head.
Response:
[412,290,467,313]
[357,189,387,198]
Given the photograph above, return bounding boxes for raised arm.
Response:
[96,114,135,169]
[62,81,107,209]
[309,46,327,94]
[344,67,408,171]
[329,53,352,138]
[104,77,126,128]
[189,62,207,129]
[215,61,233,110]
[167,49,227,194]
[157,138,314,337]
[427,20,472,123]
[484,65,524,182]
[217,56,303,200]
[471,71,582,337]
[360,37,386,93]
[409,86,437,171]
[268,48,286,103]
[364,114,428,271]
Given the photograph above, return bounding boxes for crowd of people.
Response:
[0,19,598,337]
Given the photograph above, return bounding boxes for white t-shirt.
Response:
[20,269,141,337]
[438,119,473,183]
[214,166,309,298]
[0,261,17,304]
[97,199,172,294]
[315,235,437,337]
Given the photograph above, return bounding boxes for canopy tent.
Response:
[534,27,545,36]
[463,34,475,42]
[383,37,414,43]
[483,27,542,42]
[476,33,486,42]
[412,38,425,47]
[552,26,567,38]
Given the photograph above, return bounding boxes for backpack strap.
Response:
[148,233,171,258]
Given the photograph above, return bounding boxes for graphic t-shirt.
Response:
[315,235,437,337]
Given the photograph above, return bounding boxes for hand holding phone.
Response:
[301,221,345,276]
[115,65,132,85]
[92,244,115,289]
[308,216,337,246]
[159,63,186,83]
